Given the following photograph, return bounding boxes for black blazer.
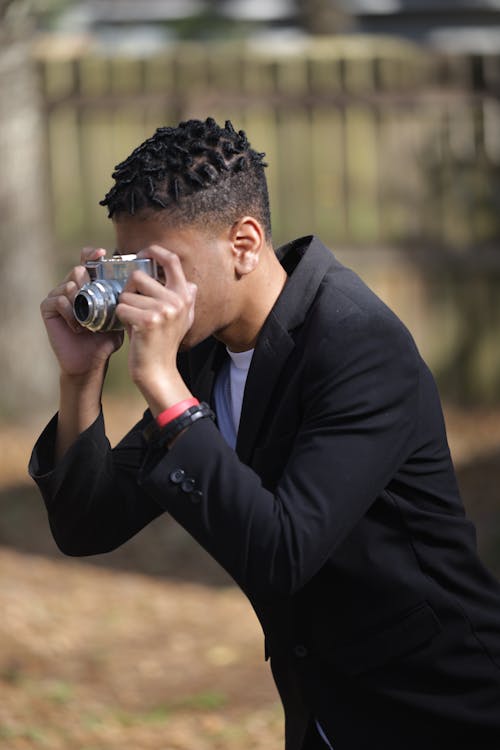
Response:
[30,236,500,750]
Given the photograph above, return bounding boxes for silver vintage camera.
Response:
[73,254,160,332]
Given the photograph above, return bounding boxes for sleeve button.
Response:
[169,468,185,484]
[181,477,196,493]
[293,644,308,658]
[190,490,203,504]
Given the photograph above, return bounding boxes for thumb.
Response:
[187,283,197,327]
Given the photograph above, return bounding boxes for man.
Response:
[30,117,500,749]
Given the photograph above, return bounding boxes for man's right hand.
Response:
[41,247,124,379]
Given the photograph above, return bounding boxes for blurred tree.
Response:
[0,0,56,420]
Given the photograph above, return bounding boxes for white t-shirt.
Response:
[227,347,254,431]
[213,347,254,448]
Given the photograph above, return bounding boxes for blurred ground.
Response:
[0,395,499,749]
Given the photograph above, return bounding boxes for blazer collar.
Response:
[236,235,335,462]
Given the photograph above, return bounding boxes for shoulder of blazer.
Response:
[272,235,339,334]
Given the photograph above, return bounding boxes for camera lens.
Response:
[74,294,90,323]
[73,280,123,332]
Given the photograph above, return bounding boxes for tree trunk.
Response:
[0,23,57,420]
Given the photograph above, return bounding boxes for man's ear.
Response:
[230,216,265,278]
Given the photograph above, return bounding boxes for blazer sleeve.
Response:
[27,347,194,555]
[137,309,420,601]
[29,409,164,555]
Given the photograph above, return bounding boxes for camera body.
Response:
[73,254,160,332]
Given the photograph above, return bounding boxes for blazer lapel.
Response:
[236,235,335,464]
[236,314,295,463]
[190,339,227,404]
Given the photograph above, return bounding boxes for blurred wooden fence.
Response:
[34,36,500,402]
[36,37,500,257]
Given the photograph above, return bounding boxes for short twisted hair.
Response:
[100,117,271,239]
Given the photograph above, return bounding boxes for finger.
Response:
[49,274,91,308]
[80,246,106,265]
[41,293,83,333]
[186,283,197,326]
[116,300,181,331]
[61,263,93,289]
[118,287,182,311]
[137,246,189,296]
[187,282,198,303]
[122,269,178,302]
[121,278,197,311]
[47,279,80,303]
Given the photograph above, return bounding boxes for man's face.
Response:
[113,213,238,349]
